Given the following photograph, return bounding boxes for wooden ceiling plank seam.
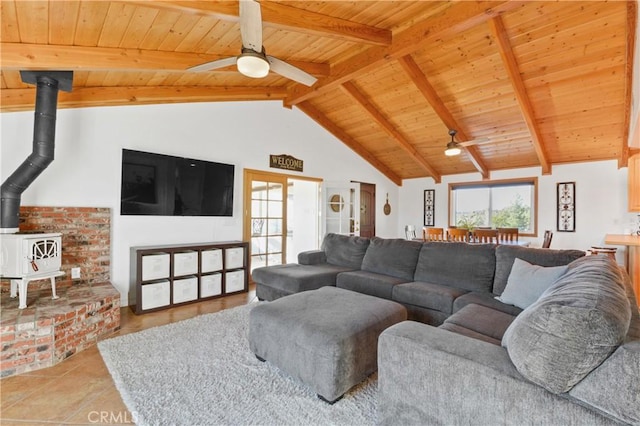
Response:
[285,1,526,107]
[621,0,637,168]
[138,9,182,50]
[73,1,111,47]
[119,6,161,49]
[123,0,391,46]
[295,102,402,186]
[14,1,49,44]
[48,1,80,46]
[0,85,288,112]
[97,2,137,48]
[0,1,20,43]
[396,54,489,179]
[489,15,551,175]
[340,81,442,183]
[0,42,330,77]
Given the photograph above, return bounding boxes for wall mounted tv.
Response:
[120,149,234,216]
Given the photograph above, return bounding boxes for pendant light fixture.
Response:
[444,129,462,156]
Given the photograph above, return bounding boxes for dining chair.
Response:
[405,225,417,240]
[473,229,498,243]
[447,228,470,242]
[423,227,445,241]
[542,230,553,248]
[497,227,519,243]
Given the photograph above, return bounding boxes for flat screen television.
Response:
[120,149,234,216]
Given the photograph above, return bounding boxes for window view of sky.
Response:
[452,183,535,231]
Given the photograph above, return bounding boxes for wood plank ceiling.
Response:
[1,1,636,185]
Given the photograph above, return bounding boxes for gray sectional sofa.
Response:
[252,233,640,425]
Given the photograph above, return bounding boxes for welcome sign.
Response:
[270,154,303,172]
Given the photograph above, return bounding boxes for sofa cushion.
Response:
[252,263,355,293]
[453,292,523,316]
[438,323,502,346]
[502,255,631,394]
[337,270,408,300]
[496,258,569,309]
[493,245,584,295]
[392,282,468,315]
[414,242,496,293]
[321,233,370,269]
[298,250,326,265]
[442,303,516,344]
[360,237,422,281]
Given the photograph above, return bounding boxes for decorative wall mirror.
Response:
[329,194,344,212]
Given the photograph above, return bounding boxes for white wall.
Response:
[2,100,636,303]
[1,101,399,303]
[399,161,635,263]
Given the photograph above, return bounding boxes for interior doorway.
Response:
[358,182,376,238]
[243,169,321,274]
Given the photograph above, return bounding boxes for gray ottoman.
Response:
[248,286,407,403]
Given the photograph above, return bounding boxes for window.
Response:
[448,178,538,236]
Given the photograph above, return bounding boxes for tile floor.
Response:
[0,286,257,425]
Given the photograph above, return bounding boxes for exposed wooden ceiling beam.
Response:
[340,81,442,183]
[0,43,330,77]
[397,55,489,179]
[489,15,551,175]
[0,85,287,112]
[296,102,402,186]
[125,0,391,46]
[285,1,524,107]
[621,0,637,168]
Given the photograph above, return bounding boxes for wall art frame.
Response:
[557,182,575,232]
[424,189,435,227]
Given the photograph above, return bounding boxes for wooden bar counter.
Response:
[604,234,640,307]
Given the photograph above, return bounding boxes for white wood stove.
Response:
[0,232,64,309]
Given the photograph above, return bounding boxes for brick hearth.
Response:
[0,206,120,378]
[0,282,120,378]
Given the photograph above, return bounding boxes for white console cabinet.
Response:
[129,241,248,314]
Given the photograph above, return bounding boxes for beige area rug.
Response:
[98,304,377,426]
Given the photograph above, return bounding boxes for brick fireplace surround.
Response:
[0,207,120,378]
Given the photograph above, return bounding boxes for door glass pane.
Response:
[267,218,282,235]
[251,236,266,255]
[251,219,266,237]
[267,236,282,254]
[266,254,282,266]
[267,200,283,218]
[252,181,267,199]
[251,200,267,217]
[268,183,283,200]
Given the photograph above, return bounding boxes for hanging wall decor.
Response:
[557,182,575,232]
[424,189,435,227]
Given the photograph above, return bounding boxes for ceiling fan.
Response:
[444,129,529,156]
[187,0,318,87]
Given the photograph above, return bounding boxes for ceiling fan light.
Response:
[445,141,462,156]
[237,50,270,78]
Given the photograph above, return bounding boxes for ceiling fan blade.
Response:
[188,56,237,72]
[458,131,532,147]
[267,56,318,86]
[458,137,490,147]
[240,0,262,51]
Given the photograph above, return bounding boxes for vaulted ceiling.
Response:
[1,1,636,185]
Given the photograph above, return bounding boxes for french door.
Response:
[243,169,321,274]
[324,181,361,236]
[244,170,287,273]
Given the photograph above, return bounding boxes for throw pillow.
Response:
[496,258,568,309]
[502,255,631,394]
